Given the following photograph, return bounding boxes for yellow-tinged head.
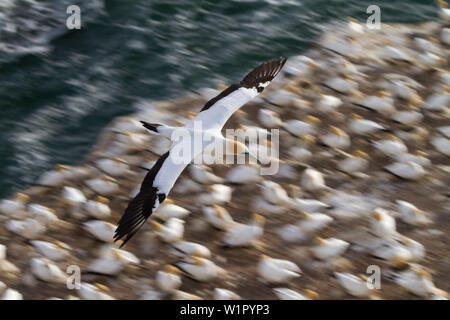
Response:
[15,192,30,202]
[217,83,228,91]
[208,185,217,193]
[305,115,321,125]
[55,164,69,172]
[301,134,316,144]
[353,149,369,158]
[252,213,266,225]
[330,126,345,137]
[165,264,181,274]
[226,139,248,155]
[315,237,326,246]
[192,256,204,266]
[112,157,128,164]
[151,221,163,231]
[376,90,389,98]
[438,0,449,8]
[350,113,363,120]
[164,198,174,205]
[102,175,117,183]
[303,289,320,300]
[416,267,432,279]
[393,255,408,269]
[413,149,427,157]
[307,60,319,69]
[95,195,110,204]
[371,211,382,221]
[94,283,110,292]
[346,16,357,22]
[286,85,301,94]
[185,111,197,120]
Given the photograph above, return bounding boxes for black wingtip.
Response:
[240,57,288,92]
[140,121,161,133]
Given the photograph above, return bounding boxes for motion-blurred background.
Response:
[0,0,439,198]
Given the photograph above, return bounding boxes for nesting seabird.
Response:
[114,57,287,246]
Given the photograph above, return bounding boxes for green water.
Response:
[0,0,440,198]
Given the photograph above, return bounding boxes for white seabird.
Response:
[114,58,287,246]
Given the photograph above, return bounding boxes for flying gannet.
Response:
[114,57,287,246]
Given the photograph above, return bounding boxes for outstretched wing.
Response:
[188,57,287,130]
[114,150,188,246]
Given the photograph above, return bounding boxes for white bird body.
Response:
[251,197,286,215]
[31,257,67,283]
[83,220,116,242]
[189,165,223,184]
[202,205,234,230]
[391,110,423,125]
[153,202,190,221]
[423,92,449,112]
[213,288,240,300]
[415,38,441,54]
[37,166,68,187]
[223,214,265,247]
[297,212,333,234]
[258,256,301,284]
[373,138,407,157]
[62,186,86,207]
[88,245,140,275]
[114,58,287,246]
[441,28,450,45]
[258,109,282,128]
[260,180,292,206]
[324,76,358,94]
[84,197,111,219]
[0,193,29,218]
[85,177,119,195]
[385,161,426,180]
[419,52,446,68]
[383,46,411,62]
[225,165,261,184]
[283,55,318,77]
[301,168,327,192]
[311,237,349,260]
[152,218,184,243]
[293,199,330,213]
[359,94,396,115]
[437,126,450,138]
[321,128,351,149]
[172,241,211,258]
[31,240,69,261]
[337,155,368,174]
[273,288,318,300]
[156,266,182,292]
[177,257,224,282]
[431,136,450,156]
[349,118,384,134]
[283,119,316,137]
[6,218,45,239]
[370,208,397,239]
[1,288,23,300]
[78,283,115,300]
[95,158,130,176]
[394,267,437,298]
[317,94,343,112]
[396,200,431,226]
[28,204,58,226]
[394,152,430,167]
[198,184,232,205]
[334,272,371,298]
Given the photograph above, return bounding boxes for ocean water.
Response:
[0,0,440,198]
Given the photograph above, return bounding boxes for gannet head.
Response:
[15,192,30,202]
[95,195,110,204]
[165,264,181,275]
[226,139,248,155]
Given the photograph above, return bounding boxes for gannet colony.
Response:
[0,14,449,299]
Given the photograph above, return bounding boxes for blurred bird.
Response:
[311,237,349,260]
[156,265,182,292]
[0,192,29,218]
[273,288,319,300]
[202,205,234,230]
[258,255,301,284]
[223,213,265,247]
